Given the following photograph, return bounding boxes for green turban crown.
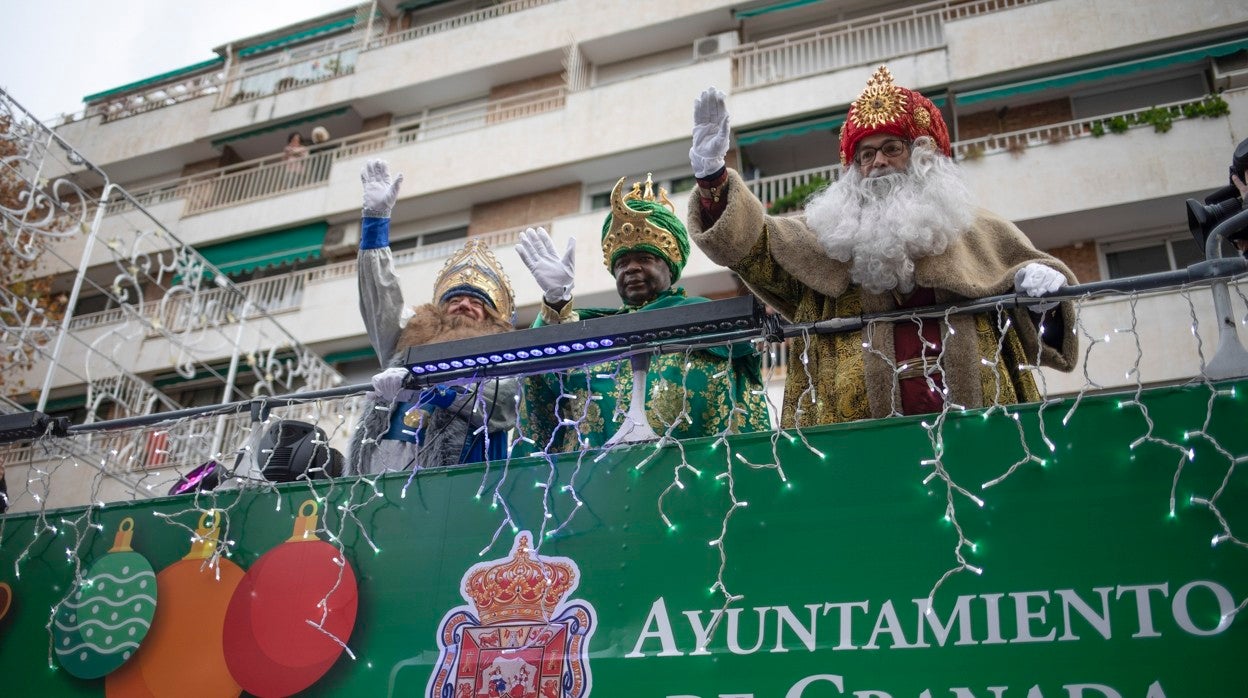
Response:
[600,176,691,282]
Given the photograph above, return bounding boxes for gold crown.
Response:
[464,534,576,624]
[432,238,516,321]
[848,65,909,129]
[601,174,683,271]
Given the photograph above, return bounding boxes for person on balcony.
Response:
[685,66,1079,427]
[515,175,770,453]
[348,159,519,474]
[282,132,308,183]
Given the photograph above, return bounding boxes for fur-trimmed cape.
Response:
[348,303,517,475]
[686,168,1078,426]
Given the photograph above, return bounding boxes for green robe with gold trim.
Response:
[520,288,771,453]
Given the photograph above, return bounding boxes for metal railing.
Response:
[106,86,566,217]
[51,68,225,127]
[69,222,543,333]
[745,164,842,212]
[218,43,364,108]
[732,0,1042,90]
[306,222,546,284]
[70,272,306,333]
[952,94,1228,159]
[368,0,558,49]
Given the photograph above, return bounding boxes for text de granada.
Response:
[624,580,1234,657]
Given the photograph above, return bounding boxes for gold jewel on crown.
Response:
[463,534,576,624]
[601,174,683,270]
[432,238,516,321]
[849,65,908,129]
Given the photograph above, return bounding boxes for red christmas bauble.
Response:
[223,500,357,697]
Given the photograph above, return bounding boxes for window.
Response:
[390,226,468,252]
[589,191,612,211]
[1102,233,1203,279]
[668,175,697,194]
[586,173,693,212]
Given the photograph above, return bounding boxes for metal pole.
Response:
[1201,207,1248,379]
[209,297,251,458]
[37,183,113,413]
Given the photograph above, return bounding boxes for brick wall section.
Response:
[956,98,1074,140]
[488,73,564,101]
[360,113,392,132]
[487,73,566,124]
[1045,242,1101,283]
[180,157,225,177]
[468,183,582,235]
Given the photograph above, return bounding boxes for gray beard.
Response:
[804,147,976,294]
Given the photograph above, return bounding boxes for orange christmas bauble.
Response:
[107,512,244,698]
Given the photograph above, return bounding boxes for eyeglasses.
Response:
[853,139,909,166]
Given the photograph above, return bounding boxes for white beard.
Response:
[804,142,976,294]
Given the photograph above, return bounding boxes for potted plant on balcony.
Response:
[767,177,830,215]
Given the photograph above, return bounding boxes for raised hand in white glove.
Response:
[516,226,575,304]
[370,366,410,402]
[360,159,404,218]
[689,87,730,178]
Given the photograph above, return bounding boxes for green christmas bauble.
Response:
[54,517,157,679]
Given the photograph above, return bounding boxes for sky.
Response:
[2,0,359,123]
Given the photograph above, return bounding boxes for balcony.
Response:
[368,0,559,50]
[945,0,1248,83]
[217,42,365,108]
[105,86,567,219]
[731,0,1043,91]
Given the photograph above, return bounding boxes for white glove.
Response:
[370,366,409,402]
[689,87,730,178]
[1014,263,1067,298]
[515,226,575,304]
[360,159,403,218]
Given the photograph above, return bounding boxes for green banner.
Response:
[1,382,1245,696]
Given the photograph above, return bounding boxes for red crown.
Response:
[839,65,951,166]
[464,534,576,624]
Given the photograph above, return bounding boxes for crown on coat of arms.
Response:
[464,534,576,624]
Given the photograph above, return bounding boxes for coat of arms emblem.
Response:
[427,532,595,698]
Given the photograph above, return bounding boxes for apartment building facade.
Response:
[6,0,1248,507]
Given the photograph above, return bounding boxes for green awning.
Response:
[957,38,1248,106]
[398,0,451,10]
[84,57,225,103]
[196,222,327,277]
[734,0,827,20]
[19,394,86,413]
[737,95,947,146]
[322,346,377,364]
[738,113,844,145]
[211,107,350,148]
[238,17,357,57]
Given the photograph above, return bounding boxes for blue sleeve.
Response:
[361,217,391,250]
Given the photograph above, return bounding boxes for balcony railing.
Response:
[218,42,365,108]
[368,0,558,49]
[732,0,1042,90]
[306,222,547,284]
[69,222,543,334]
[52,68,225,127]
[745,164,842,212]
[70,272,306,333]
[952,94,1232,159]
[106,86,567,218]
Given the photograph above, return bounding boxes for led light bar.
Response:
[0,411,70,445]
[402,296,768,385]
